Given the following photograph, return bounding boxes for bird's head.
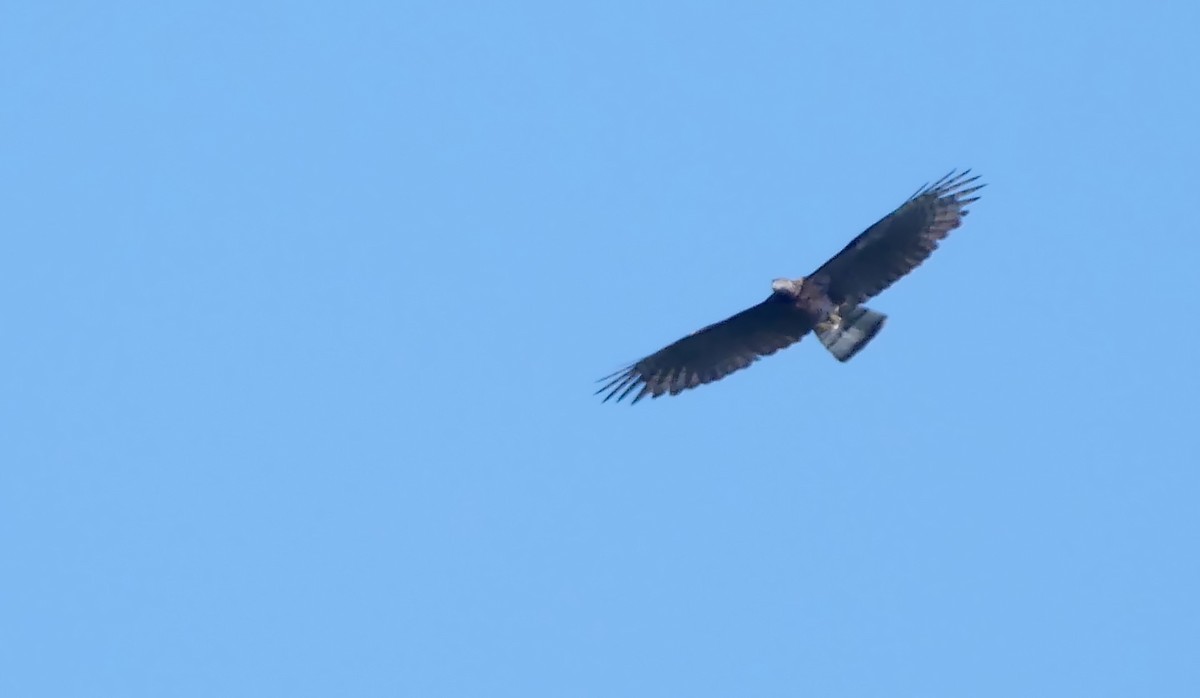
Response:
[771,277,801,295]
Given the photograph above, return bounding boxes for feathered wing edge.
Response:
[594,297,816,404]
[812,168,986,304]
[900,169,985,209]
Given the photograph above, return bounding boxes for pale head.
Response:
[771,277,803,295]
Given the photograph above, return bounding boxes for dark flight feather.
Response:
[596,295,817,404]
[812,169,984,305]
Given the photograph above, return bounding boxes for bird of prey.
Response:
[596,169,985,404]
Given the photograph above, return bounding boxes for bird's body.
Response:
[597,170,984,404]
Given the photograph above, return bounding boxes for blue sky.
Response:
[3,1,1199,696]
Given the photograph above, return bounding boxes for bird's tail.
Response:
[817,305,887,362]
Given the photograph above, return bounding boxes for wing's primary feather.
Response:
[596,295,817,404]
[812,169,985,305]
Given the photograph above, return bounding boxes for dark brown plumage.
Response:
[813,170,985,305]
[596,294,817,404]
[597,170,984,404]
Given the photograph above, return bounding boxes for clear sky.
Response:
[3,1,1199,696]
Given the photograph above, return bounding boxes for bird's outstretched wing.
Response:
[596,295,817,404]
[811,169,985,305]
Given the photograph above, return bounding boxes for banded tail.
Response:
[816,305,887,362]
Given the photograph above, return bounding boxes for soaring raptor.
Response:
[597,170,985,404]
